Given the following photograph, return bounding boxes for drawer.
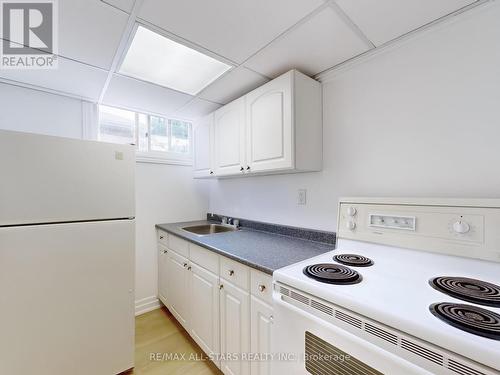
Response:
[250,269,273,305]
[157,230,168,246]
[168,234,189,258]
[220,256,250,290]
[190,243,219,274]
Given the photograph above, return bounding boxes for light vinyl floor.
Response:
[126,307,222,375]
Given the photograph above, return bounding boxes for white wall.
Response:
[0,83,209,313]
[135,163,208,313]
[0,84,83,138]
[208,3,500,232]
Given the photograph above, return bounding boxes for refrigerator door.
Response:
[0,130,135,226]
[0,220,135,375]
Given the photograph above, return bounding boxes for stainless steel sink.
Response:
[181,224,237,236]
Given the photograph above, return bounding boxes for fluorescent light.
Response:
[119,26,231,95]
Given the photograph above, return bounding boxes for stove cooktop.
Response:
[303,263,362,284]
[430,276,500,307]
[273,239,500,371]
[430,302,500,340]
[333,253,374,267]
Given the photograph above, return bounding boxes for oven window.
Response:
[305,331,383,375]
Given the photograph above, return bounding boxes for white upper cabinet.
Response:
[193,70,322,178]
[213,97,246,176]
[193,114,214,178]
[245,72,293,173]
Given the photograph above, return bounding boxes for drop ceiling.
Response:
[0,0,480,120]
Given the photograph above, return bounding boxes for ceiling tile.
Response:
[103,74,193,116]
[335,0,476,46]
[59,0,129,69]
[175,98,221,120]
[0,57,108,100]
[138,0,325,63]
[198,67,269,104]
[101,0,135,13]
[245,6,371,78]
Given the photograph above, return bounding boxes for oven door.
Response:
[271,286,432,375]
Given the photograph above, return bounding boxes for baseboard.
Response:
[135,296,161,316]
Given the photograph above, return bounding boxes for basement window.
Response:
[98,105,192,165]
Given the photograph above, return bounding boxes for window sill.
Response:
[136,153,192,166]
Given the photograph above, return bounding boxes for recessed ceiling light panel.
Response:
[119,26,232,95]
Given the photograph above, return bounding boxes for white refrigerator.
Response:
[0,130,135,375]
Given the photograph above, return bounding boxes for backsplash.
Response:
[207,213,336,245]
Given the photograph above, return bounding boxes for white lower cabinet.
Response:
[250,296,273,375]
[189,262,220,364]
[158,234,273,375]
[220,280,251,375]
[158,245,169,305]
[166,249,190,329]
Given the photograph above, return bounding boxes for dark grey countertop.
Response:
[156,220,335,275]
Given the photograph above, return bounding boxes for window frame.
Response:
[98,104,193,166]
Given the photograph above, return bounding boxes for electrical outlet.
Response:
[298,189,307,205]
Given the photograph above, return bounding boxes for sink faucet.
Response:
[222,217,239,228]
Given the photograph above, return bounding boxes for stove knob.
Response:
[453,220,470,234]
[347,207,357,217]
[346,220,356,231]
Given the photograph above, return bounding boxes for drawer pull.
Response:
[162,250,167,254]
[258,284,266,292]
[159,235,164,239]
[183,263,188,268]
[228,270,235,276]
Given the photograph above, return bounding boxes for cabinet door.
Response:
[189,263,220,361]
[193,114,214,178]
[166,250,190,329]
[214,97,246,176]
[245,72,293,172]
[250,297,273,375]
[158,245,169,305]
[220,281,250,375]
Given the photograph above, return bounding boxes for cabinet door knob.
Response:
[183,263,188,268]
[209,170,214,175]
[162,250,167,254]
[187,266,192,271]
[159,236,164,239]
[219,284,224,290]
[240,166,244,172]
[246,166,251,171]
[258,285,266,292]
[228,270,234,276]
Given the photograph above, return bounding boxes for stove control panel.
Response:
[369,214,415,230]
[337,199,500,262]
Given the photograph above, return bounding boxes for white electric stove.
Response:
[272,198,500,375]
